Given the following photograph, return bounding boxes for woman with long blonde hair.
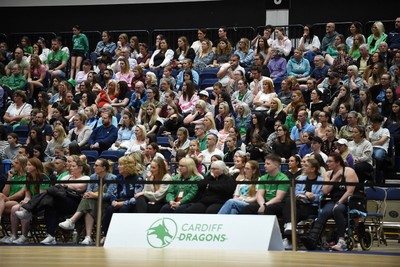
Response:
[160,157,203,213]
[45,125,70,161]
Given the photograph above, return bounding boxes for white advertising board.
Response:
[105,214,283,251]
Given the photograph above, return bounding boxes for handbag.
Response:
[66,188,83,200]
[47,185,83,200]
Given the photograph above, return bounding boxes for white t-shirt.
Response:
[250,76,273,96]
[6,102,32,117]
[218,63,245,87]
[201,147,224,168]
[369,128,390,152]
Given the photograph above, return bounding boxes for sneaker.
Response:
[58,219,75,230]
[283,238,292,250]
[15,209,32,221]
[297,220,307,226]
[0,236,9,243]
[0,235,17,244]
[80,236,93,245]
[284,223,292,235]
[330,239,347,251]
[12,235,28,244]
[40,234,56,245]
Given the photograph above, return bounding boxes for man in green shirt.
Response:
[0,64,27,97]
[195,124,208,151]
[53,156,69,181]
[240,153,289,215]
[46,38,69,79]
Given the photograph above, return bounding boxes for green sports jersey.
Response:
[257,171,289,202]
[9,175,26,196]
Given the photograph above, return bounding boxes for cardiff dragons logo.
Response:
[147,218,178,248]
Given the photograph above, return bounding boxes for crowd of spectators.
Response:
[0,18,400,250]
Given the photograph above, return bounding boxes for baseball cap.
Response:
[199,90,209,97]
[336,138,348,146]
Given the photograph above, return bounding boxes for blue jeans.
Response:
[372,147,386,160]
[319,201,347,238]
[218,199,249,214]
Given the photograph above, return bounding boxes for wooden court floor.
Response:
[0,246,399,267]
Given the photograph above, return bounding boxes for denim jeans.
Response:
[218,199,249,214]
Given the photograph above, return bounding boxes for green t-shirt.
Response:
[198,134,208,151]
[28,174,51,196]
[258,171,289,202]
[57,171,69,181]
[46,50,69,70]
[72,33,89,53]
[9,174,26,196]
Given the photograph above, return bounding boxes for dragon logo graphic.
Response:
[147,218,178,248]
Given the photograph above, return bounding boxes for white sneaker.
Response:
[284,223,292,235]
[330,239,347,251]
[0,236,9,243]
[12,235,28,244]
[283,238,292,250]
[15,209,32,220]
[80,236,93,245]
[40,234,56,245]
[58,219,75,230]
[297,220,307,226]
[0,235,17,244]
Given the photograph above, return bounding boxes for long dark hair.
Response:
[29,126,46,147]
[26,157,44,194]
[386,99,400,125]
[252,112,265,130]
[182,80,195,100]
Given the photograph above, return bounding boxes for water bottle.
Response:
[72,229,78,244]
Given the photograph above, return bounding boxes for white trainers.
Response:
[80,236,93,245]
[15,209,32,220]
[13,235,28,244]
[40,234,56,245]
[330,239,347,251]
[283,238,292,250]
[0,235,17,244]
[284,223,292,235]
[58,219,75,230]
[0,236,9,243]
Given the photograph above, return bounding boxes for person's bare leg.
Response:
[70,56,76,79]
[84,213,95,237]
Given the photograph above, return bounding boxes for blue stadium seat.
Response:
[99,150,125,163]
[81,150,99,163]
[200,78,218,90]
[199,68,219,84]
[13,125,29,138]
[157,136,172,147]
